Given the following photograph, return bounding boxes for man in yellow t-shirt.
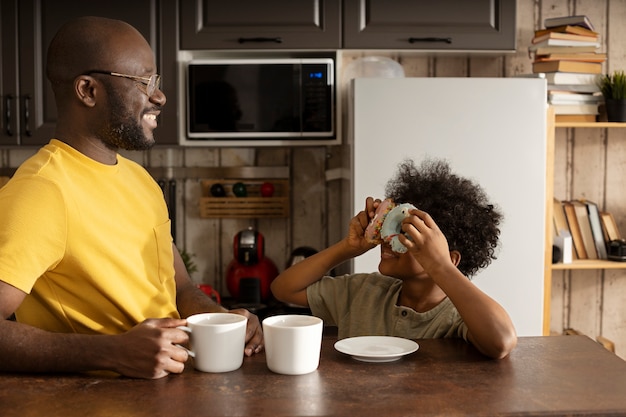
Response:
[0,16,263,379]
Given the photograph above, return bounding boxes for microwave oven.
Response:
[181,58,336,146]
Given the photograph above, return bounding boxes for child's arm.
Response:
[271,197,379,307]
[400,209,518,359]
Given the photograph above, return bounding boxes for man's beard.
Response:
[98,91,156,151]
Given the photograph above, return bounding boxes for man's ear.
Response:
[74,76,98,107]
[450,250,461,267]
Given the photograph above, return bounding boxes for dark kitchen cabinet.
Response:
[0,0,179,146]
[343,0,516,51]
[180,0,342,50]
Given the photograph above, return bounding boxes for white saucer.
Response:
[334,336,419,363]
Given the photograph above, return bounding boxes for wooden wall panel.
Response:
[603,0,626,359]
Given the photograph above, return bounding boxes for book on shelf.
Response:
[534,25,599,38]
[548,91,602,104]
[550,103,599,115]
[544,15,595,31]
[532,60,602,74]
[542,72,600,85]
[532,32,599,45]
[529,38,600,50]
[531,45,600,55]
[555,114,597,123]
[548,83,600,93]
[563,201,587,258]
[553,198,575,262]
[534,52,606,63]
[600,211,621,242]
[571,200,598,259]
[582,200,609,259]
[553,197,570,237]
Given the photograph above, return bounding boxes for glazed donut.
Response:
[364,199,395,244]
[380,203,417,253]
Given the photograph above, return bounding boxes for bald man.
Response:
[0,16,263,379]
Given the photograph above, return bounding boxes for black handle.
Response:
[408,37,452,44]
[168,179,177,243]
[238,37,283,44]
[157,179,166,193]
[23,94,32,136]
[4,95,13,136]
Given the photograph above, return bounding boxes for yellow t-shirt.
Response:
[0,140,179,334]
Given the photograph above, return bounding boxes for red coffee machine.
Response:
[226,228,278,304]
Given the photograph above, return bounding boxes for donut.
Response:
[364,199,395,244]
[380,203,417,253]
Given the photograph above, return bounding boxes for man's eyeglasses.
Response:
[84,70,161,97]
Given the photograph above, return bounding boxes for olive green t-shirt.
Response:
[307,272,468,341]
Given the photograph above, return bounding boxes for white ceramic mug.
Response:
[262,314,323,375]
[179,312,247,373]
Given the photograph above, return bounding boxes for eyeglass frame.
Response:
[82,70,161,97]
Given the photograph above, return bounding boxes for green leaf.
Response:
[178,248,198,275]
[597,70,626,100]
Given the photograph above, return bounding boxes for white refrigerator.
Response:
[350,77,547,336]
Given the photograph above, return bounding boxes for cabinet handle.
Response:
[168,179,177,242]
[408,37,452,44]
[4,94,13,136]
[23,94,32,137]
[238,37,283,44]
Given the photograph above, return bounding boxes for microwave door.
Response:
[185,58,335,142]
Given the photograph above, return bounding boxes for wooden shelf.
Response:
[199,178,289,219]
[555,122,626,128]
[543,110,626,335]
[552,259,626,270]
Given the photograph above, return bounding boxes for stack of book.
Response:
[529,15,605,122]
[553,197,620,262]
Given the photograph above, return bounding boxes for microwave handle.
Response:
[238,37,282,44]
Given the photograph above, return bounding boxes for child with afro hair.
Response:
[271,158,517,359]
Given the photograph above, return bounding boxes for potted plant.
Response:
[178,247,198,276]
[597,70,626,122]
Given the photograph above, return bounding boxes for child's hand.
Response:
[345,197,380,255]
[399,208,453,272]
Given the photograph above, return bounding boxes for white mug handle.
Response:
[176,326,195,358]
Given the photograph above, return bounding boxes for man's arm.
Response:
[0,280,189,378]
[171,243,264,356]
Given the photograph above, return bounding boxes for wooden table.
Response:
[1,335,626,416]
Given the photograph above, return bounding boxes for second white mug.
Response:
[262,314,323,375]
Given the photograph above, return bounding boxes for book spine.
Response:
[563,201,587,259]
[585,201,608,259]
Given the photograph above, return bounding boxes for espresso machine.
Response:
[226,228,278,310]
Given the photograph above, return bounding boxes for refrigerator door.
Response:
[351,77,547,336]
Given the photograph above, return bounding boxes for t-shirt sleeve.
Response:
[306,274,355,326]
[0,177,67,293]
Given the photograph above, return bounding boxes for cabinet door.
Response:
[0,0,19,145]
[180,0,341,50]
[343,0,516,50]
[1,0,178,147]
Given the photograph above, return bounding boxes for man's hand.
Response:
[110,318,189,379]
[228,308,264,356]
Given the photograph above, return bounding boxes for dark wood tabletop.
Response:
[1,334,626,417]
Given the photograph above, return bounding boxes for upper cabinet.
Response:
[180,0,516,51]
[180,0,342,50]
[0,0,178,146]
[343,0,516,51]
